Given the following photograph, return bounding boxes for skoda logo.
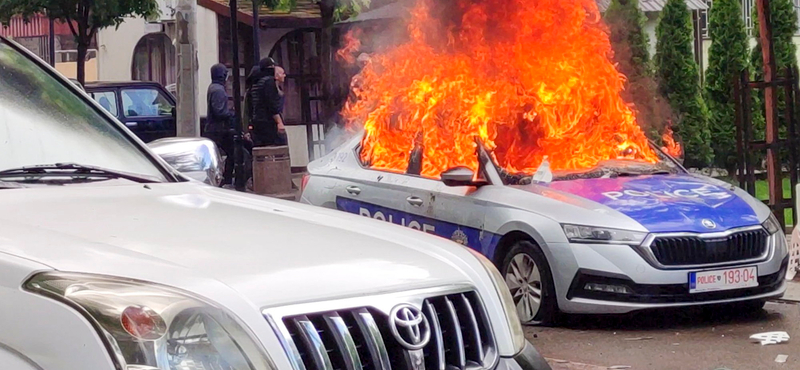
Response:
[701,219,717,229]
[389,304,431,350]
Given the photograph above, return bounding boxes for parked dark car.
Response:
[84,81,176,143]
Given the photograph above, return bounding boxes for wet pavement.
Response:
[529,301,800,370]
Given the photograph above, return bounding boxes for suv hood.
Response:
[541,174,762,233]
[0,183,476,307]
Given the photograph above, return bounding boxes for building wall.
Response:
[196,7,220,116]
[97,18,146,82]
[644,13,659,59]
[56,59,98,81]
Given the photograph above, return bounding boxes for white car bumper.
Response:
[546,231,789,315]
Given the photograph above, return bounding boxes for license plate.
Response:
[689,266,758,293]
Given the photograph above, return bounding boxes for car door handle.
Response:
[406,196,424,207]
[346,186,362,195]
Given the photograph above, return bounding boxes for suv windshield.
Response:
[0,41,168,183]
[490,143,683,185]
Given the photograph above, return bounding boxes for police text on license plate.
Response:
[689,266,758,293]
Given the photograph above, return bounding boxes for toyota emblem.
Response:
[701,219,717,229]
[389,304,431,350]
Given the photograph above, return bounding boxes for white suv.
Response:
[0,37,550,370]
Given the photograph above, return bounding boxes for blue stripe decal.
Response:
[336,197,501,257]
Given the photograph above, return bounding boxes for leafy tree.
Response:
[750,0,798,143]
[751,0,798,78]
[704,0,749,173]
[604,0,651,77]
[604,0,672,142]
[655,0,713,167]
[0,0,158,85]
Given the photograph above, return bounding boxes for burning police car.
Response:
[303,0,790,325]
[300,133,789,324]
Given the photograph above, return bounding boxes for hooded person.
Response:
[204,63,236,186]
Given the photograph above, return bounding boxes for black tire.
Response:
[500,240,560,326]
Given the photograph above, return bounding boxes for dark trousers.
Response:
[204,129,235,185]
[251,119,287,147]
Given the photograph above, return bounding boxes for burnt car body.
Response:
[301,133,789,325]
[85,81,176,143]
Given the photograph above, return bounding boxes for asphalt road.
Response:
[528,302,800,370]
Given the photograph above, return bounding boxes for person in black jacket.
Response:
[251,58,286,147]
[204,63,236,186]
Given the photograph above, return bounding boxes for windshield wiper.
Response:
[0,163,159,184]
[612,170,672,178]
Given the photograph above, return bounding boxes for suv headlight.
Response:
[763,214,782,235]
[467,249,526,355]
[561,224,647,245]
[25,272,275,370]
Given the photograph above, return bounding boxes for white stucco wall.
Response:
[644,13,658,58]
[97,18,147,81]
[196,6,219,117]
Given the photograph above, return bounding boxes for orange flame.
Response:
[661,124,682,158]
[342,0,658,178]
[336,29,363,65]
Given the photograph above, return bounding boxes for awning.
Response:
[0,15,74,38]
[0,15,49,38]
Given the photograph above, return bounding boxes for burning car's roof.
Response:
[339,0,674,179]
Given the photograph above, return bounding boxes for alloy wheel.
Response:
[505,253,543,322]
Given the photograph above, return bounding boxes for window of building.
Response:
[700,0,711,39]
[794,0,800,35]
[702,0,759,38]
[742,0,755,36]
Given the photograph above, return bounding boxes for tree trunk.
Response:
[76,39,87,86]
[319,0,336,129]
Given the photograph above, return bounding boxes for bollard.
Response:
[252,146,293,199]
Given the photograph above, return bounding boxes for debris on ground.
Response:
[775,354,788,363]
[624,336,654,341]
[749,331,790,345]
[609,366,632,369]
[545,358,609,370]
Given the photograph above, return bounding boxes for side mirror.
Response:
[171,107,176,118]
[441,166,488,187]
[148,137,223,186]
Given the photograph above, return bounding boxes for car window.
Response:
[90,91,118,116]
[121,88,172,117]
[0,41,168,181]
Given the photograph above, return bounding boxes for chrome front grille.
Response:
[646,227,770,267]
[266,288,497,370]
